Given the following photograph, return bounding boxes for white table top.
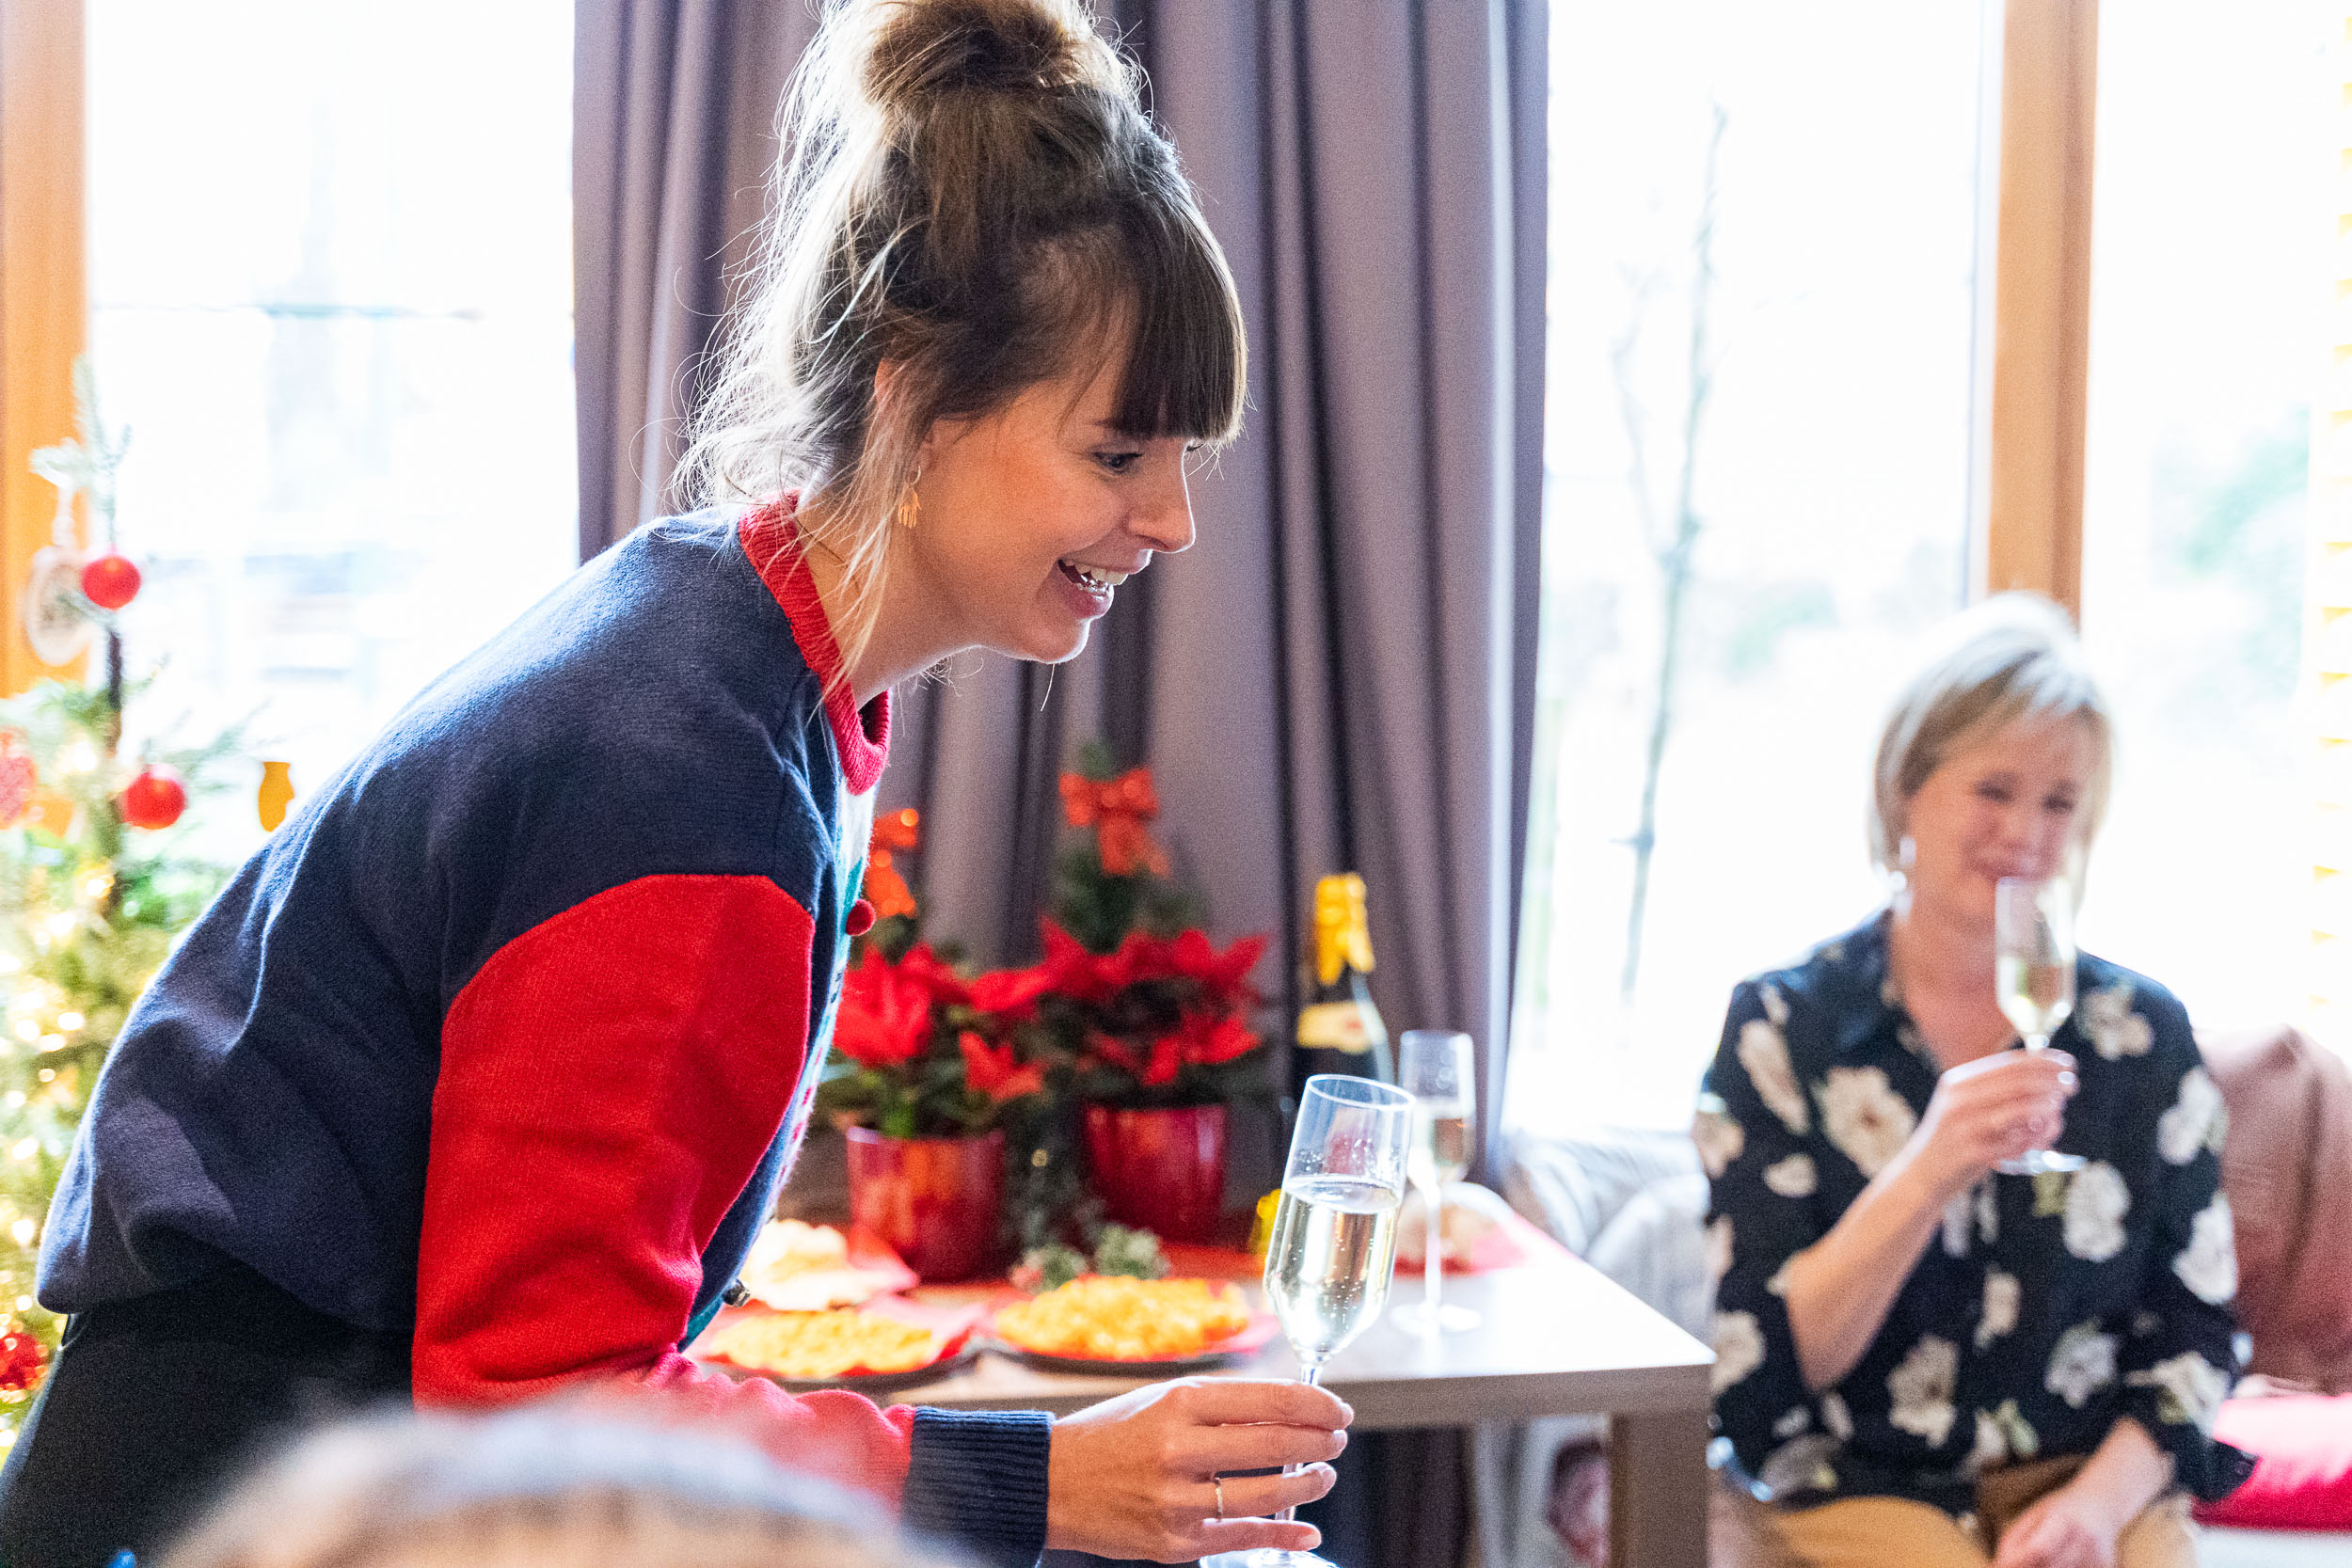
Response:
[882,1249,1713,1430]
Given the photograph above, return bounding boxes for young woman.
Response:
[1699,597,2249,1568]
[0,3,1348,1564]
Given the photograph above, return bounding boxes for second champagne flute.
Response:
[1994,874,2084,1176]
[1236,1073,1414,1568]
[1392,1029,1479,1333]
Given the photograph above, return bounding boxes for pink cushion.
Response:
[2194,1395,2352,1530]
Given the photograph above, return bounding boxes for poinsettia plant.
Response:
[1012,919,1270,1109]
[817,940,1059,1138]
[815,809,1057,1140]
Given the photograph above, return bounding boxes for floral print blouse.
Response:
[1699,911,2252,1516]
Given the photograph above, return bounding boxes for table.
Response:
[898,1242,1715,1567]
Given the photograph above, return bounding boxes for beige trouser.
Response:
[1710,1455,2201,1568]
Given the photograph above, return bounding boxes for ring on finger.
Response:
[1214,1476,1226,1520]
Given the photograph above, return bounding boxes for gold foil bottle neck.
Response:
[1311,872,1375,987]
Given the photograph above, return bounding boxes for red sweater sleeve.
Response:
[411,874,916,1502]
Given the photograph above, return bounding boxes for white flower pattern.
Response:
[2172,1194,2237,1306]
[1977,1270,2020,1350]
[1707,1215,1734,1283]
[2044,1323,2119,1408]
[1712,1310,1765,1394]
[2063,1163,2131,1262]
[1693,1101,1745,1179]
[1740,1012,1810,1134]
[1818,1066,1916,1177]
[1887,1335,1959,1447]
[2081,984,2153,1060]
[1966,1409,2006,1476]
[1763,1153,1819,1198]
[1820,1389,1852,1441]
[2129,1352,2229,1433]
[2157,1068,2226,1165]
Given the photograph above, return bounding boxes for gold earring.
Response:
[896,475,921,530]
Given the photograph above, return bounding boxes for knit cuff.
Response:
[900,1406,1053,1568]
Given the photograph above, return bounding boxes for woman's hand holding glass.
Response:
[1046,1378,1349,1562]
[1910,1048,2079,1201]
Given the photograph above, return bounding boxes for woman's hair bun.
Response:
[864,0,1118,108]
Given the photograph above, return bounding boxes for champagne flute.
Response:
[1392,1029,1479,1333]
[1237,1073,1413,1568]
[1994,875,2085,1176]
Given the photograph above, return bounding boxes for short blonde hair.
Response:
[159,1408,961,1568]
[1868,593,2114,873]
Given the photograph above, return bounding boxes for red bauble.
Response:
[80,552,142,611]
[0,1324,45,1393]
[119,767,187,830]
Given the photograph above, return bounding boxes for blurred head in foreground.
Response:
[158,1407,961,1568]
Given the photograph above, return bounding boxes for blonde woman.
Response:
[1,3,1345,1564]
[1701,597,2249,1568]
[160,1407,965,1568]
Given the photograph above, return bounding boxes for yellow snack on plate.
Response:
[993,1276,1250,1361]
[707,1308,935,1380]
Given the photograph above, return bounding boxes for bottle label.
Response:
[1296,1002,1375,1053]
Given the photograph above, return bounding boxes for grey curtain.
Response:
[573,0,822,560]
[889,0,1546,1154]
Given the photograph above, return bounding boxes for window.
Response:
[2073,0,2325,1042]
[85,0,576,838]
[1510,0,1990,1130]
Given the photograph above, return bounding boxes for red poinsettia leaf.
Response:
[968,964,1054,1018]
[834,948,933,1069]
[894,942,972,1006]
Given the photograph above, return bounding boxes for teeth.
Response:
[1065,562,1129,590]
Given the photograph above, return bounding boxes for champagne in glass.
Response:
[1393,1029,1479,1333]
[1994,875,2084,1176]
[1233,1073,1413,1568]
[1264,1173,1402,1359]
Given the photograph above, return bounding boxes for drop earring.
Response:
[895,471,922,530]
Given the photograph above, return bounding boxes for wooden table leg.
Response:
[1610,1408,1710,1567]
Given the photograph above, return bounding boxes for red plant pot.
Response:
[844,1127,1006,1282]
[1082,1102,1228,1243]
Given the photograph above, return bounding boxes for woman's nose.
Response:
[1129,466,1196,556]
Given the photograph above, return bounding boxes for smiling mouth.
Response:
[1058,561,1132,591]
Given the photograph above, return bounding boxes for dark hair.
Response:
[683,0,1245,666]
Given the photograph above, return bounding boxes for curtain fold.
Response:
[573,0,819,560]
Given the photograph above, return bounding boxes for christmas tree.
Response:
[0,363,241,1435]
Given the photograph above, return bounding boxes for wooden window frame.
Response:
[1975,0,2099,619]
[1,0,87,695]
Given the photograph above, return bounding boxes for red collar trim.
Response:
[738,499,890,795]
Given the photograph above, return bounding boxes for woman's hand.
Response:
[1909,1047,2077,1199]
[1045,1377,1351,1562]
[1785,1047,2078,1390]
[1990,1480,2124,1568]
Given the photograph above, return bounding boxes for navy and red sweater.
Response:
[38,505,1050,1562]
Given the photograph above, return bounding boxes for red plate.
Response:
[988,1307,1283,1375]
[701,1295,988,1391]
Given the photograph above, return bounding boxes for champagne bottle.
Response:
[1294,872,1394,1087]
